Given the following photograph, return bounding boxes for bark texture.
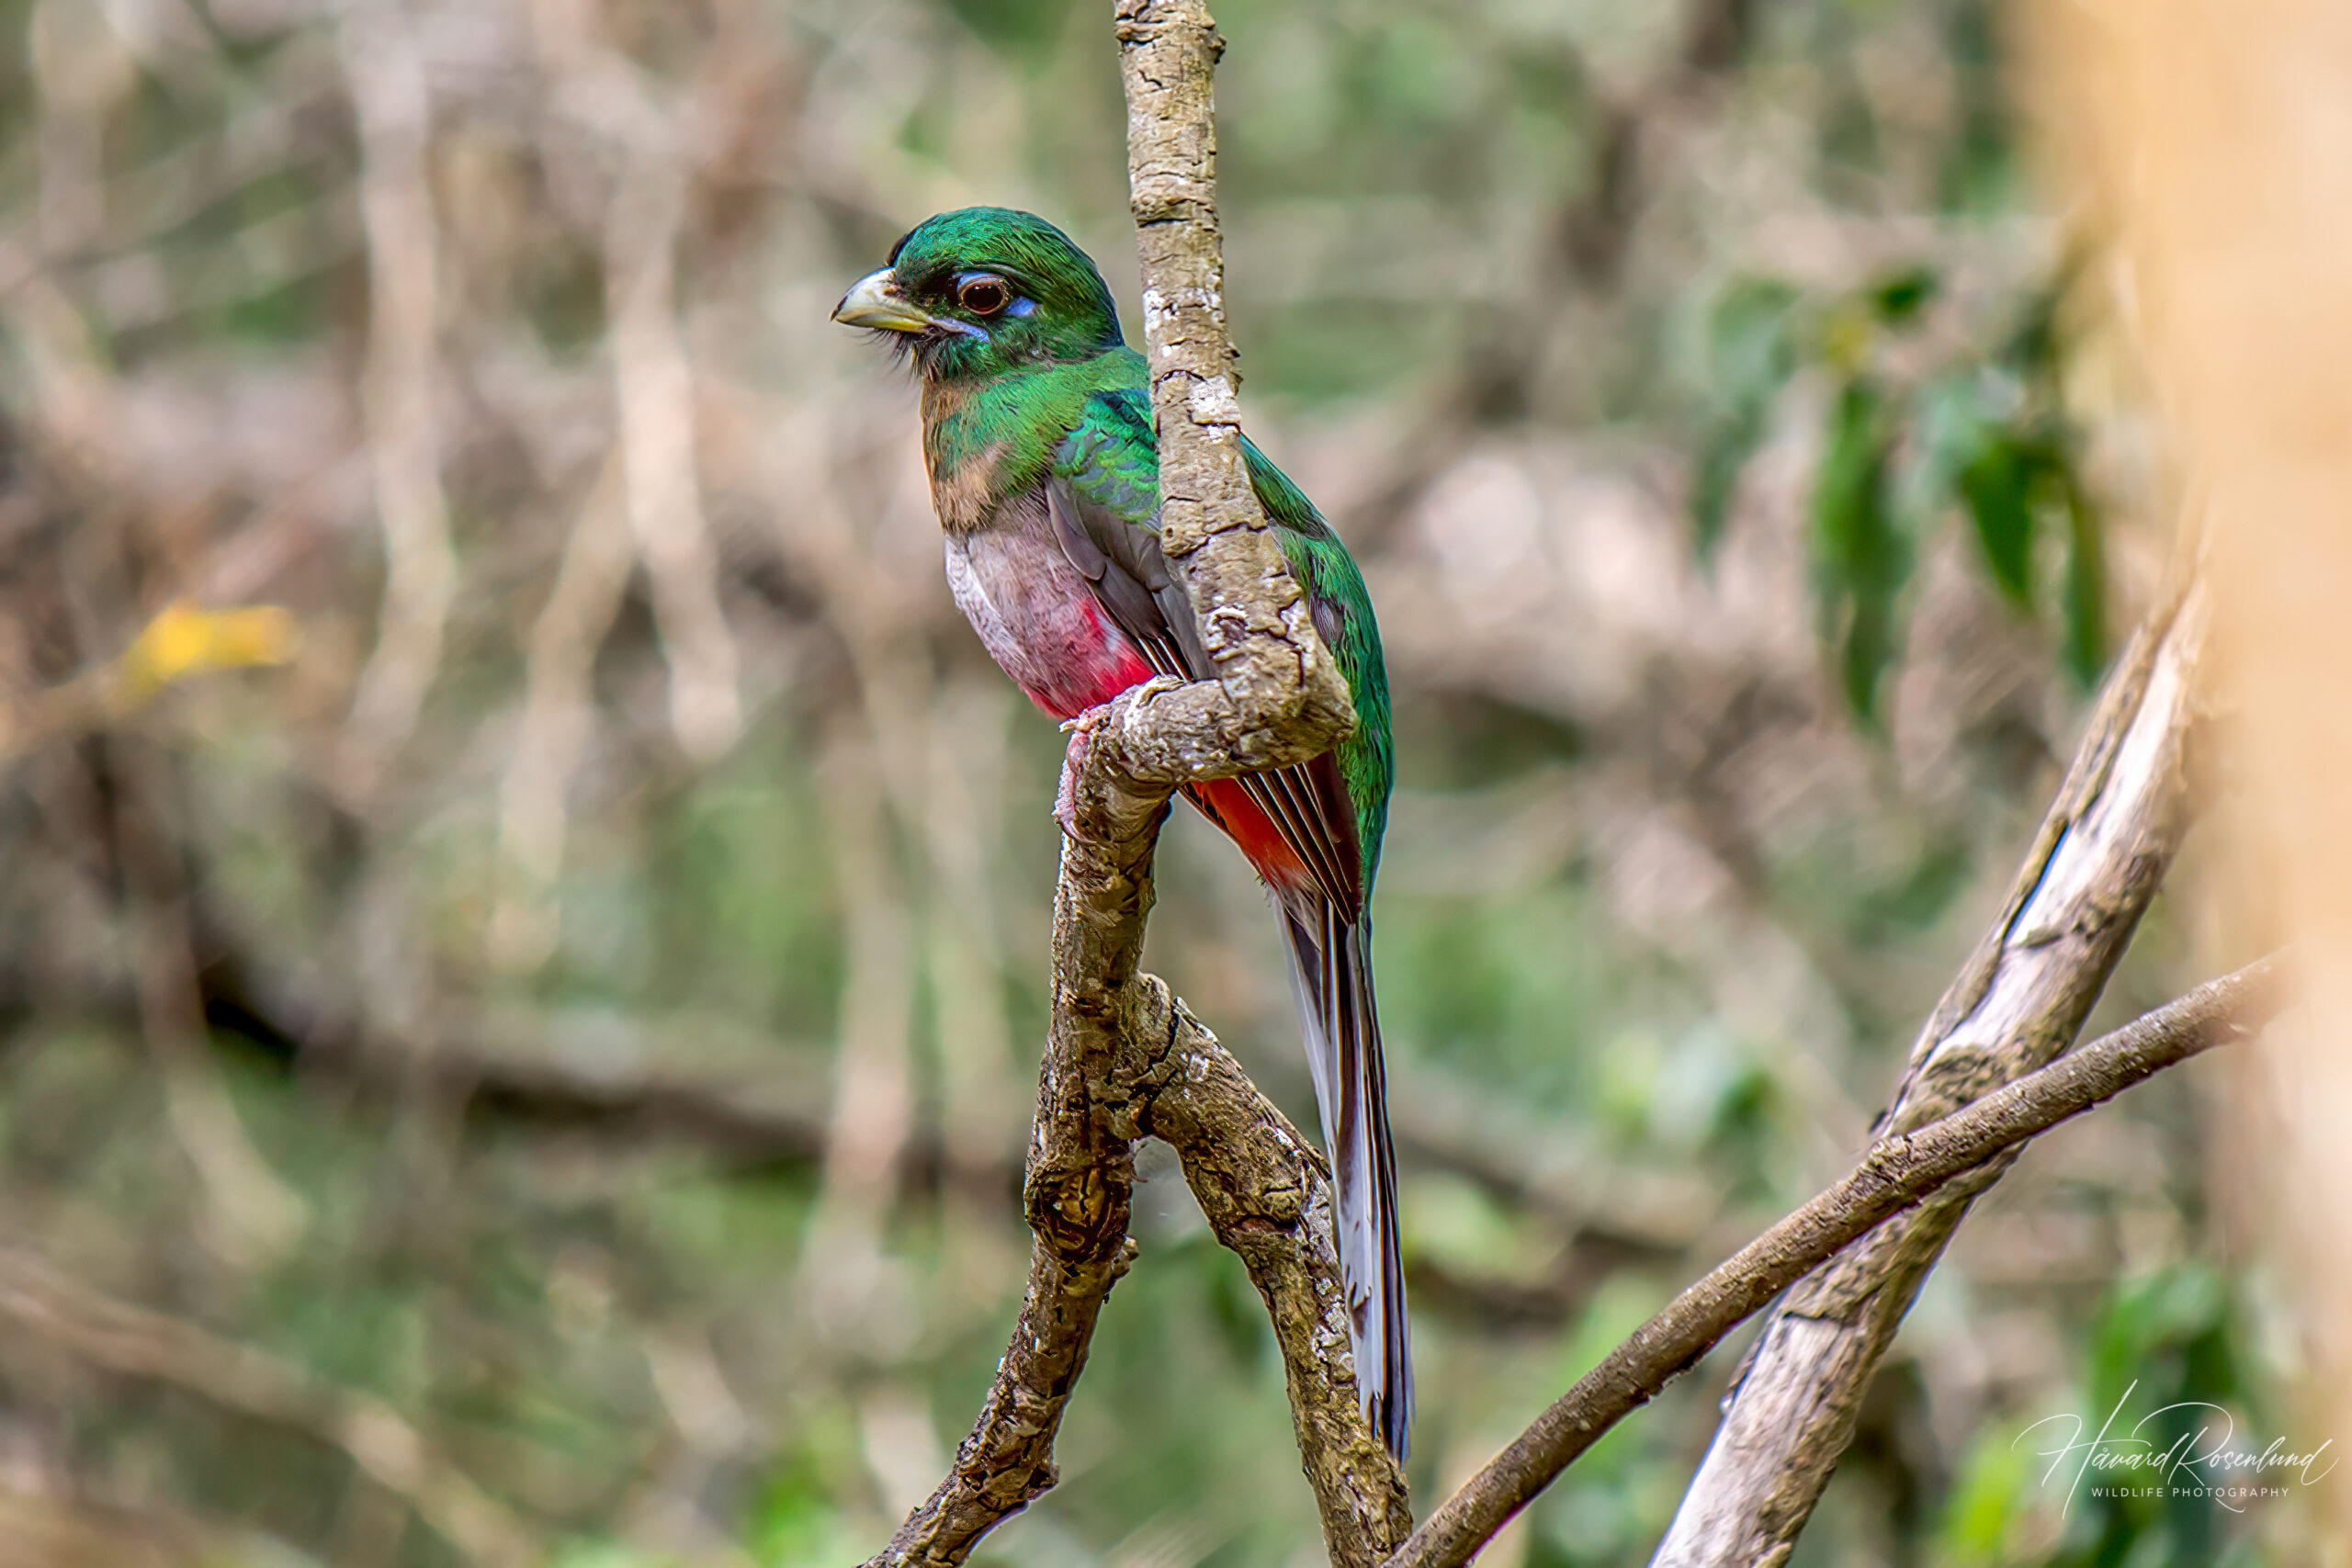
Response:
[1141,979,1415,1559]
[1114,0,1357,771]
[1382,957,2280,1568]
[860,763,1407,1567]
[1646,572,2211,1568]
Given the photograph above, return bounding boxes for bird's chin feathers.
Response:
[861,322,1008,384]
[856,326,942,380]
[861,327,919,373]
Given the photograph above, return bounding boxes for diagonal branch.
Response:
[1137,980,1414,1561]
[1645,566,2211,1566]
[1383,956,2282,1568]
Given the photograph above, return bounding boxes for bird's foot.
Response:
[1053,705,1112,841]
[1055,678,1185,841]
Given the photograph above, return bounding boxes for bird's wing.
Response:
[1049,394,1365,915]
[1055,389,1409,1454]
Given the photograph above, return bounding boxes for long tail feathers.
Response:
[1283,900,1412,1460]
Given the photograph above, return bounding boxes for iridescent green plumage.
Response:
[1055,382,1395,893]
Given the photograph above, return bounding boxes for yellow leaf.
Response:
[116,601,298,701]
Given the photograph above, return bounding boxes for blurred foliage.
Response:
[0,0,2285,1565]
[1688,262,2108,723]
[1934,1264,2277,1568]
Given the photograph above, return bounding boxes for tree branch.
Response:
[1645,570,2211,1566]
[1111,0,1356,775]
[858,4,1397,1564]
[1137,979,1414,1561]
[852,683,1158,1568]
[1383,955,2282,1568]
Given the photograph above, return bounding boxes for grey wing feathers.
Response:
[1044,476,1366,918]
[1046,477,1208,682]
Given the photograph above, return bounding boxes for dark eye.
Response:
[957,276,1010,316]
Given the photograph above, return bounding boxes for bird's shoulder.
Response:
[1049,364,1340,554]
[1054,373,1159,527]
[1043,358,1394,852]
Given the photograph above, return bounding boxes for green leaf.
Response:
[1690,277,1802,558]
[1871,264,1939,326]
[1711,276,1803,381]
[1957,430,2036,608]
[1935,1419,2036,1568]
[1690,407,1766,559]
[1810,377,1907,724]
[2062,470,2108,685]
[2003,284,2063,377]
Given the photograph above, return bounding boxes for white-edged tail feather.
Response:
[1283,898,1412,1459]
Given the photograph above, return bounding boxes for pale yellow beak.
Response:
[831,268,932,333]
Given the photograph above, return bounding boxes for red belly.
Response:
[1016,596,1157,721]
[942,511,1315,893]
[1012,612,1314,895]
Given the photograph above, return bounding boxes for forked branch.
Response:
[857,4,1396,1565]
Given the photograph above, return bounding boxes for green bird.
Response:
[833,207,1409,1456]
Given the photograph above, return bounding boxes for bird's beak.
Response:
[831,268,931,333]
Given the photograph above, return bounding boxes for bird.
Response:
[833,207,1409,1458]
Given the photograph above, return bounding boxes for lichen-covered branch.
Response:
[1646,571,2211,1568]
[1114,0,1356,768]
[861,5,1396,1565]
[1383,956,2281,1568]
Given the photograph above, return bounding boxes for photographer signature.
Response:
[2017,1381,2336,1516]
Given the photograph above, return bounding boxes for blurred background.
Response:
[0,0,2301,1564]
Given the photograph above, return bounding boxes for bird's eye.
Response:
[957,277,1010,316]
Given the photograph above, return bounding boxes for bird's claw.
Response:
[1053,705,1112,840]
[1054,679,1183,840]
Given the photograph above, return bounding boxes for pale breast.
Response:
[944,488,1153,721]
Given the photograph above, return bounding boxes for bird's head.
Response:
[831,207,1125,381]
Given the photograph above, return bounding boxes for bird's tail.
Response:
[1283,898,1412,1460]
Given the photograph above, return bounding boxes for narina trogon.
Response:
[834,207,1408,1459]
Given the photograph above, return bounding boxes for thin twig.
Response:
[336,0,455,805]
[605,146,741,761]
[536,0,743,763]
[1385,956,2283,1568]
[489,451,634,973]
[108,738,309,1266]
